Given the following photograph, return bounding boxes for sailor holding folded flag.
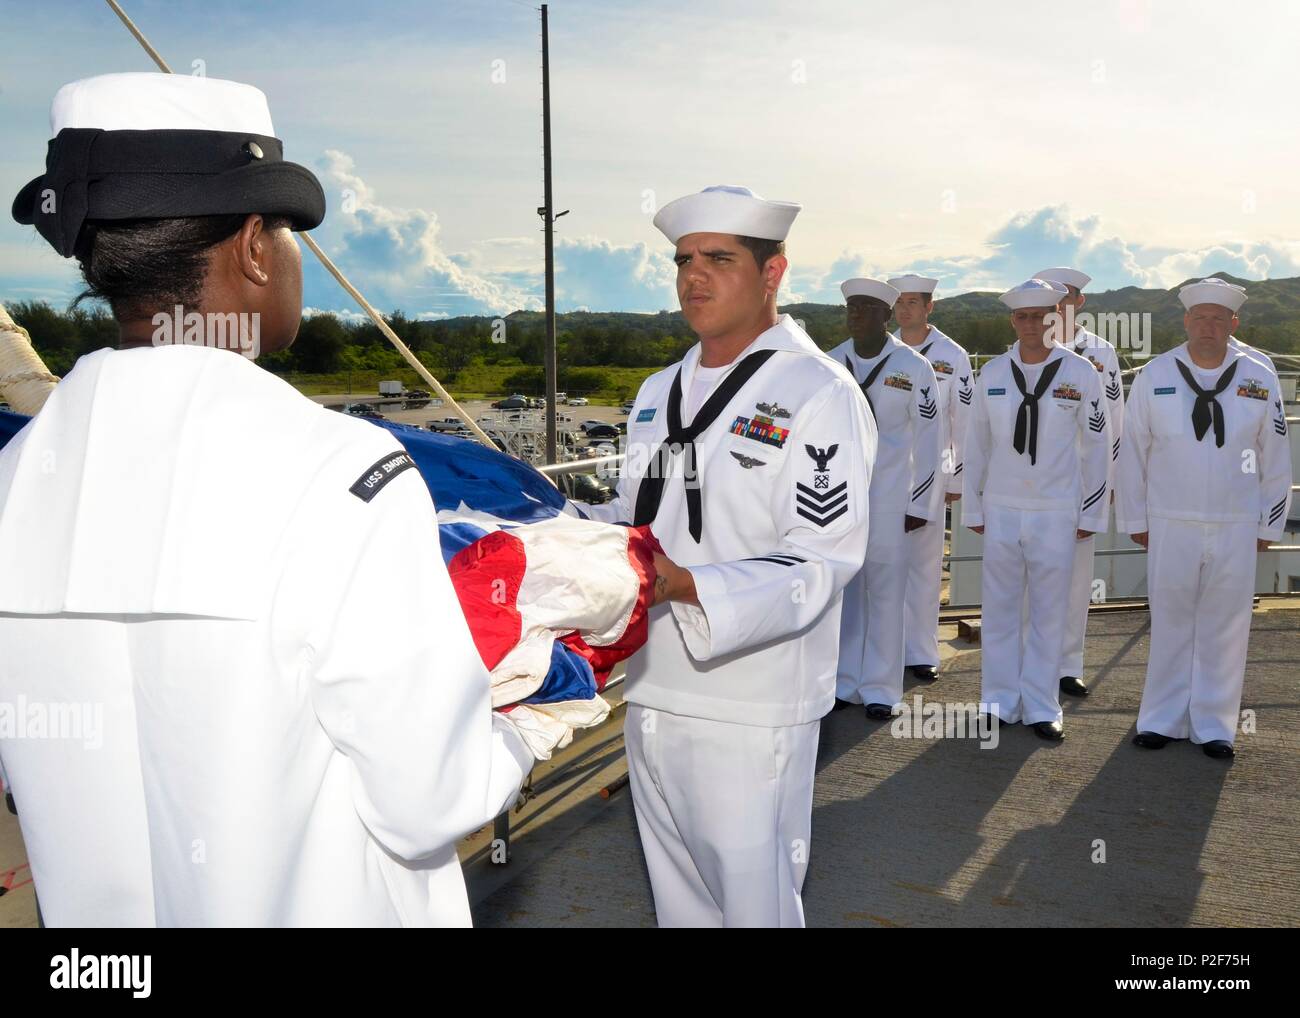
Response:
[571,184,875,927]
[0,73,533,927]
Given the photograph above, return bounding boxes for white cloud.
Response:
[302,306,383,324]
[553,235,676,313]
[797,205,1300,301]
[308,149,540,317]
[305,153,680,316]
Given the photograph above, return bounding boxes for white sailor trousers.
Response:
[980,504,1076,724]
[1139,517,1257,745]
[836,510,909,706]
[623,704,819,928]
[1060,531,1097,679]
[904,499,946,668]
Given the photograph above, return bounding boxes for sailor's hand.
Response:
[945,492,961,504]
[652,553,699,607]
[903,515,927,533]
[969,525,984,535]
[1076,529,1094,540]
[1131,532,1149,548]
[1258,539,1272,552]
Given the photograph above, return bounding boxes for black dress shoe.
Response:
[831,697,854,712]
[1202,740,1235,759]
[864,703,894,720]
[909,664,939,682]
[1032,720,1064,741]
[1059,675,1089,697]
[1133,731,1172,749]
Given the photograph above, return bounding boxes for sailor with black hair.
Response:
[0,73,533,926]
[828,279,942,719]
[573,185,875,927]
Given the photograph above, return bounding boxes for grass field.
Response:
[281,362,661,404]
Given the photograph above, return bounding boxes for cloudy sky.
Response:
[3,0,1299,316]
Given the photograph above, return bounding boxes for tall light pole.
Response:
[538,3,568,464]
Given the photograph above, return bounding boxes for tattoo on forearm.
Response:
[655,573,668,602]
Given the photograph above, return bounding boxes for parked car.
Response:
[582,423,620,440]
[491,396,529,410]
[619,400,636,415]
[343,403,385,420]
[426,419,469,434]
[562,472,613,505]
[566,396,589,407]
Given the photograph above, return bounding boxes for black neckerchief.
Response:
[1009,354,1064,465]
[1174,357,1238,448]
[844,351,893,418]
[632,348,778,542]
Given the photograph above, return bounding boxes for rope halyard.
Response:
[0,303,61,414]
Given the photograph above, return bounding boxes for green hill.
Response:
[6,271,1297,392]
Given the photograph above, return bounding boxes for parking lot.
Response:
[307,393,632,434]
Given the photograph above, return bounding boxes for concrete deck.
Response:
[468,605,1300,927]
[3,605,1296,927]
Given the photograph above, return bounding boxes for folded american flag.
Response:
[361,418,657,759]
[1,410,652,762]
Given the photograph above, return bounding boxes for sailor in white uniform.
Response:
[888,274,974,683]
[1034,266,1126,698]
[1117,277,1292,759]
[0,73,532,927]
[572,185,875,926]
[962,279,1112,740]
[828,279,941,717]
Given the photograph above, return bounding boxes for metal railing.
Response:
[537,454,624,477]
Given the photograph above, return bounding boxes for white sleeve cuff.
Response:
[1079,512,1107,534]
[670,564,732,662]
[486,713,534,816]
